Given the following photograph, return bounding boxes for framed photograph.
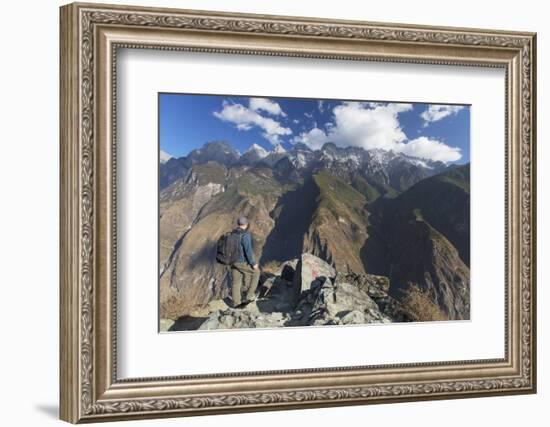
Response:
[59,2,537,423]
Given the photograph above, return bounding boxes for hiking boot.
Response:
[244,293,259,305]
[233,301,248,309]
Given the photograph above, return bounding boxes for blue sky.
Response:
[159,93,470,164]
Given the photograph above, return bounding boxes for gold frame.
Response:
[59,2,537,423]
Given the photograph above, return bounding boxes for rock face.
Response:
[292,252,336,300]
[159,163,226,271]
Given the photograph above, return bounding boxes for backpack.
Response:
[215,229,243,265]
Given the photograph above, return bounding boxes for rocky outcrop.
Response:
[164,254,407,331]
[306,279,391,326]
[292,252,336,300]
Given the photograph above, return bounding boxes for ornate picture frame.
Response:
[59,2,536,423]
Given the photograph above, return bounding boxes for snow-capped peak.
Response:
[272,143,287,154]
[367,148,397,165]
[408,158,433,169]
[160,150,173,163]
[245,143,269,158]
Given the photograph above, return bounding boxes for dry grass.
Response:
[399,284,448,322]
[160,288,192,321]
[261,260,282,275]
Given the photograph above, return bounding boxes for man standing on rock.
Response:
[231,216,261,308]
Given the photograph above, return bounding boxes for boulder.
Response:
[308,279,391,326]
[207,299,230,312]
[159,318,175,332]
[280,258,299,281]
[340,310,367,325]
[293,253,336,300]
[334,271,390,298]
[198,308,290,330]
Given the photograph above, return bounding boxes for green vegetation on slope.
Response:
[205,170,287,214]
[351,175,381,202]
[381,184,399,199]
[386,162,470,266]
[313,170,367,221]
[436,164,470,193]
[306,171,370,273]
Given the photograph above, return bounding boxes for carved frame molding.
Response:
[60,2,536,423]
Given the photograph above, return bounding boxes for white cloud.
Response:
[213,101,291,145]
[400,137,461,162]
[421,105,464,126]
[292,101,462,163]
[304,112,314,119]
[318,100,325,113]
[328,102,413,150]
[294,102,412,151]
[291,127,329,150]
[249,97,286,116]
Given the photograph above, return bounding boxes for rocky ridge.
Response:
[162,253,411,331]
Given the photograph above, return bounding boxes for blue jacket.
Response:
[235,230,256,266]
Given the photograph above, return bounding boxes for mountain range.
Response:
[159,141,470,323]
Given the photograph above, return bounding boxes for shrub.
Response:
[399,283,448,322]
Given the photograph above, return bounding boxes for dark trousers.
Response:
[230,262,260,306]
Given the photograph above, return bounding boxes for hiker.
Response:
[230,216,261,308]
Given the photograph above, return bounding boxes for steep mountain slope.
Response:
[303,171,370,274]
[392,164,470,265]
[361,164,471,319]
[260,178,318,265]
[159,162,227,271]
[158,141,470,321]
[160,167,286,318]
[159,156,190,190]
[385,210,469,319]
[351,175,381,203]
